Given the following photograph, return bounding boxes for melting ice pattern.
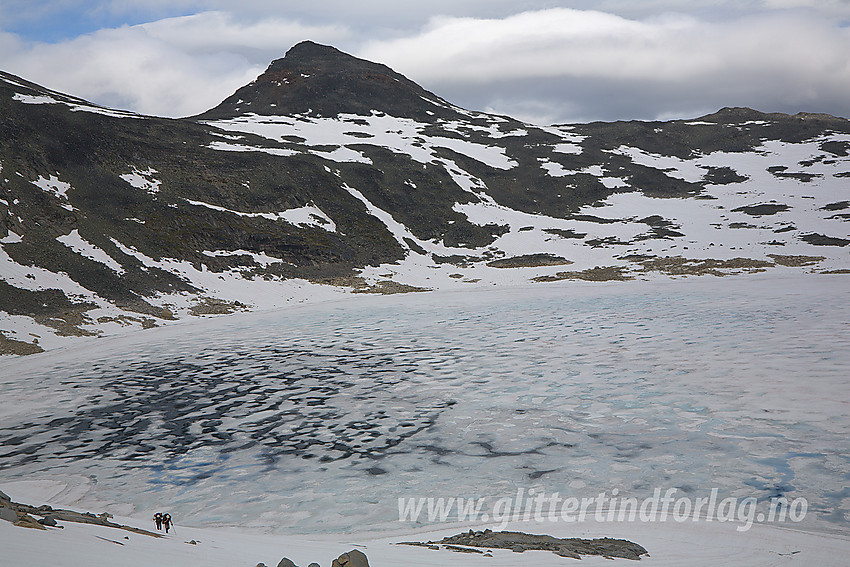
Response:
[0,278,848,533]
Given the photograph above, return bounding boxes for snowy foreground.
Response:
[2,276,850,565]
[2,479,849,567]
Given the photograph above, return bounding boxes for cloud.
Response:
[761,0,850,15]
[357,8,850,122]
[360,10,706,83]
[138,11,348,54]
[0,11,348,117]
[2,4,850,123]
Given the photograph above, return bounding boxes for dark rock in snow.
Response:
[486,253,573,268]
[331,549,369,567]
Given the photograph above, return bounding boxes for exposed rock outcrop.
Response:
[0,494,161,537]
[401,529,649,560]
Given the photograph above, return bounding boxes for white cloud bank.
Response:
[0,11,348,117]
[1,5,850,123]
[358,8,850,123]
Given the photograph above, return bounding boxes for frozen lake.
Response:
[1,275,848,535]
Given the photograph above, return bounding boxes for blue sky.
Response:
[2,1,850,123]
[1,1,181,42]
[8,10,131,43]
[7,13,100,43]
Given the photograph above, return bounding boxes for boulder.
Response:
[0,507,18,523]
[0,490,11,503]
[38,516,58,527]
[277,559,298,567]
[331,549,369,567]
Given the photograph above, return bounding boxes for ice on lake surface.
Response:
[1,276,849,534]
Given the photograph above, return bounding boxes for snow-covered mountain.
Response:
[1,40,848,354]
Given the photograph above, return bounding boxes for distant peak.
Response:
[264,40,385,78]
[197,41,461,122]
[284,40,347,60]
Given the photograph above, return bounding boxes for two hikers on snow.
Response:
[153,512,173,533]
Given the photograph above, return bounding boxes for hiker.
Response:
[153,512,163,530]
[163,512,172,533]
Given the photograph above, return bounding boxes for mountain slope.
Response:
[1,41,849,354]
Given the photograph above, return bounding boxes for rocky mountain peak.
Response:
[197,40,458,121]
[279,40,362,67]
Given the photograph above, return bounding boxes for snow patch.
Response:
[0,244,104,302]
[184,199,336,232]
[13,91,139,118]
[120,167,161,194]
[1,231,22,244]
[612,146,707,183]
[538,160,626,189]
[204,112,517,169]
[206,140,299,157]
[202,249,288,267]
[12,93,59,105]
[108,238,347,310]
[552,142,583,155]
[56,229,125,275]
[276,204,337,231]
[31,174,71,199]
